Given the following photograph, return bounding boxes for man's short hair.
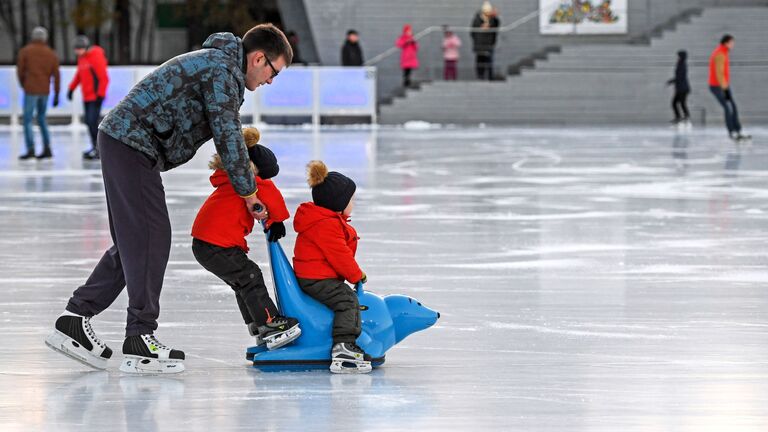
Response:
[347,29,358,36]
[721,34,734,45]
[242,23,293,65]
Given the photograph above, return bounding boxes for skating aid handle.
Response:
[254,204,268,231]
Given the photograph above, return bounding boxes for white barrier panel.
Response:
[0,65,377,127]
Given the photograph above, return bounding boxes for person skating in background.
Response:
[709,34,750,142]
[396,24,419,87]
[442,26,461,81]
[341,29,364,66]
[16,26,60,160]
[471,1,500,80]
[293,161,371,374]
[191,127,301,351]
[45,24,292,375]
[667,50,690,127]
[67,35,109,160]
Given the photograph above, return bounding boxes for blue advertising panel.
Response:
[0,69,14,111]
[102,67,135,110]
[257,68,313,112]
[318,68,374,111]
[1,66,376,122]
[11,67,76,113]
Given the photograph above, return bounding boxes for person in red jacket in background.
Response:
[708,34,750,142]
[395,24,419,88]
[67,35,109,160]
[293,160,371,374]
[191,127,301,350]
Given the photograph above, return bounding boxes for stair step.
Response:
[379,6,768,125]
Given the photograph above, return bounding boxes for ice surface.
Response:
[0,126,767,431]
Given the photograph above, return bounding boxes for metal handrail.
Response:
[364,8,543,66]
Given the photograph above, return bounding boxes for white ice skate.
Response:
[45,311,113,370]
[330,342,372,374]
[119,334,185,375]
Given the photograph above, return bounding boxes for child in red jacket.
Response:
[293,160,370,373]
[191,127,301,350]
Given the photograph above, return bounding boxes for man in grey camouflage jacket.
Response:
[46,24,293,374]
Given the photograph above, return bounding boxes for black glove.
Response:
[265,221,285,242]
[96,96,104,105]
[723,88,732,101]
[52,93,59,107]
[359,272,367,284]
[66,89,73,101]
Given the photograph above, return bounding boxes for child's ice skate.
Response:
[330,342,372,374]
[258,316,301,350]
[248,322,266,347]
[45,311,113,370]
[119,334,185,374]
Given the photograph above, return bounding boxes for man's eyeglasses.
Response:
[264,55,279,79]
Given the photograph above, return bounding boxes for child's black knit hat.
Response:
[243,127,279,179]
[307,160,356,212]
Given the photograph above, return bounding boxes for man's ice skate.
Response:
[119,334,185,374]
[45,311,113,370]
[735,133,752,142]
[258,315,301,350]
[330,342,372,374]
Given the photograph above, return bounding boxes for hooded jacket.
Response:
[668,52,690,93]
[191,169,289,253]
[68,45,108,102]
[99,32,256,196]
[292,202,362,284]
[396,26,419,70]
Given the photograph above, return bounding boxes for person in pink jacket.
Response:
[442,26,461,80]
[396,24,419,87]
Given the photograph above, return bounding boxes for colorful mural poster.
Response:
[540,0,628,34]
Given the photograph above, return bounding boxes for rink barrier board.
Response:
[0,66,377,127]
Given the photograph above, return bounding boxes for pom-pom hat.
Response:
[306,160,356,212]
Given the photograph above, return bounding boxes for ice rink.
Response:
[1,126,767,431]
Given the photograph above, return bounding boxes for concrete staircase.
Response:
[379,7,768,125]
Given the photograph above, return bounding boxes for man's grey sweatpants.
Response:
[67,131,171,336]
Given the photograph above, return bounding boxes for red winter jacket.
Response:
[293,202,363,284]
[191,169,289,253]
[396,32,419,70]
[68,45,109,102]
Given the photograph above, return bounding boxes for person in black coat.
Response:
[471,2,500,80]
[287,31,306,65]
[667,50,690,124]
[341,30,364,66]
